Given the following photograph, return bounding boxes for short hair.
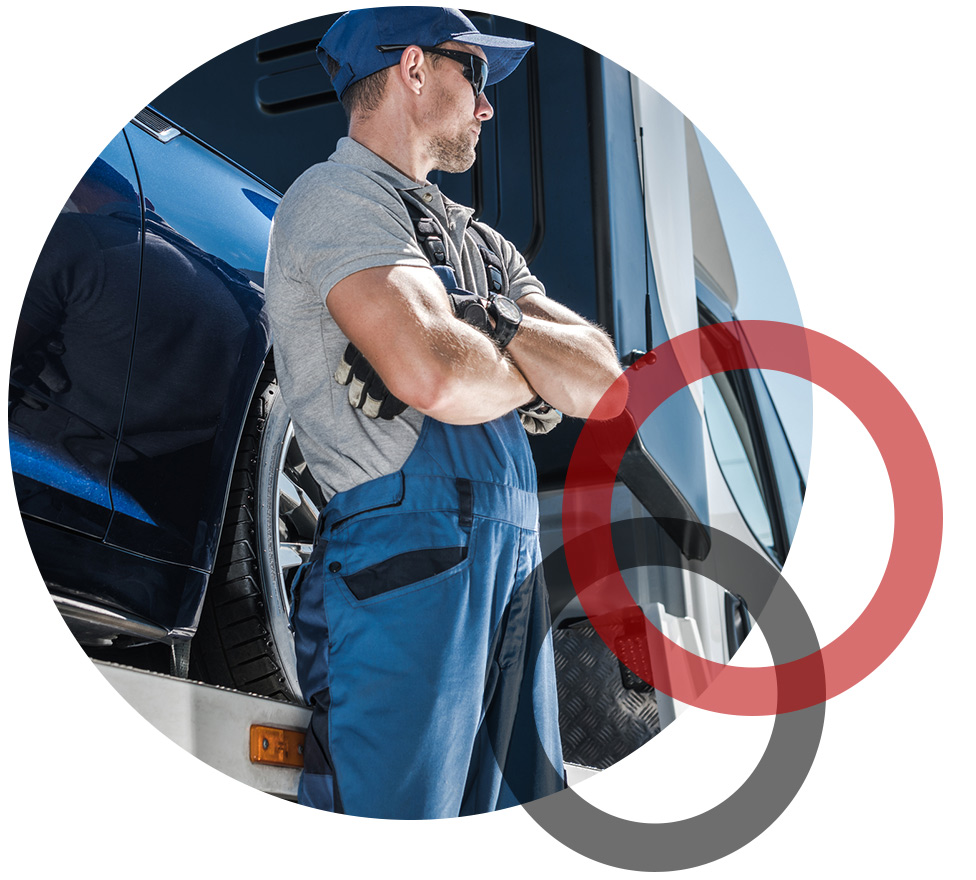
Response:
[325,53,390,119]
[325,48,444,119]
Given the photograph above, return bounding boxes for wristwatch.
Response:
[486,294,522,349]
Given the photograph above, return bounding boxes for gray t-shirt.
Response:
[265,137,546,499]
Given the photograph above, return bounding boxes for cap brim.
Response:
[450,31,534,87]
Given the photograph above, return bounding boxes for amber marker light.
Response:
[249,724,306,768]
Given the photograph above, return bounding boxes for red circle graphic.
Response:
[563,320,942,714]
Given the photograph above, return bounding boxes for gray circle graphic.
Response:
[520,521,825,871]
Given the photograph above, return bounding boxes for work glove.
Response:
[517,395,562,435]
[446,290,491,332]
[432,265,492,332]
[334,342,408,420]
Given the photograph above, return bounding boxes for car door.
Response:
[10,130,142,539]
[104,116,274,572]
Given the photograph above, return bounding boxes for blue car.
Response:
[9,107,313,700]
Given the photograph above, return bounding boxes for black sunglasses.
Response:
[377,45,489,97]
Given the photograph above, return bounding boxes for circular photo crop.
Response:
[8,4,810,835]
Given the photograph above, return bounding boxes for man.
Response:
[265,7,624,819]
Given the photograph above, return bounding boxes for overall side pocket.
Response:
[335,478,476,604]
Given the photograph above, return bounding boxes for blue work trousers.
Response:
[290,414,564,818]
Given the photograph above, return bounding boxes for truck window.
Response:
[701,371,777,554]
[698,291,805,566]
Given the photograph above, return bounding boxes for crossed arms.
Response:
[327,264,625,425]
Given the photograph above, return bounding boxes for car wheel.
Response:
[190,357,322,703]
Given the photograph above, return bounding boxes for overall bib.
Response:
[290,411,565,818]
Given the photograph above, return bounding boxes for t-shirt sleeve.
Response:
[272,167,430,307]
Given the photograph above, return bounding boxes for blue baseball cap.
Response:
[318,7,534,99]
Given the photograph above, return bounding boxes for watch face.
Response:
[493,296,521,323]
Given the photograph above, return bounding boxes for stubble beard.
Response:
[423,79,478,174]
[426,128,477,173]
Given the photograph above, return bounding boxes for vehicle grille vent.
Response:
[254,17,338,115]
[132,107,181,143]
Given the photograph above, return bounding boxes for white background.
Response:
[3,1,971,877]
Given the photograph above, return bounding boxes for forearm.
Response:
[505,299,625,419]
[407,321,535,424]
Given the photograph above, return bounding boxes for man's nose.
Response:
[475,92,493,121]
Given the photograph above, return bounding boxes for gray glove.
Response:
[517,395,562,435]
[334,342,408,420]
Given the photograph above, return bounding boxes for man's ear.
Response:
[397,45,427,96]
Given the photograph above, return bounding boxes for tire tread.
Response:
[189,362,299,703]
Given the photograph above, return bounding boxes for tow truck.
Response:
[14,11,805,798]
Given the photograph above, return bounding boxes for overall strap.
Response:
[467,220,509,297]
[402,198,509,297]
[403,199,450,267]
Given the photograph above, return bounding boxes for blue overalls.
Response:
[290,410,565,818]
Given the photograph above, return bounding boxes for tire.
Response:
[190,357,323,702]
